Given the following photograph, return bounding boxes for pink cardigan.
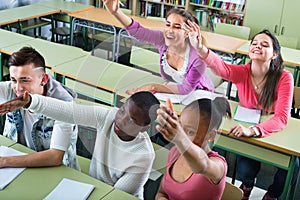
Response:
[203,50,293,137]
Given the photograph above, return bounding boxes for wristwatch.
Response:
[249,126,260,137]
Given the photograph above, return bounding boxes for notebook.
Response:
[0,146,26,190]
[44,178,95,200]
[234,105,261,124]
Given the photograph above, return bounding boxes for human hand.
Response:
[125,84,154,95]
[103,0,119,15]
[156,104,187,144]
[0,91,31,116]
[182,20,203,50]
[229,124,254,137]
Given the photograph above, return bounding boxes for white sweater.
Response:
[29,94,155,199]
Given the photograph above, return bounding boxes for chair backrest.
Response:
[130,45,160,75]
[277,35,298,49]
[206,68,222,88]
[294,86,300,108]
[146,16,166,22]
[221,182,243,200]
[214,23,250,40]
[120,8,131,15]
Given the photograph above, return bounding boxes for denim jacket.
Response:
[2,75,79,170]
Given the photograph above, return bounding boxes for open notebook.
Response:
[0,146,26,190]
[155,89,223,105]
[44,178,95,200]
[234,105,261,124]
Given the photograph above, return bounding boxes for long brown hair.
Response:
[251,30,284,111]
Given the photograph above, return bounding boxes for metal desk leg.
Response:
[282,155,296,200]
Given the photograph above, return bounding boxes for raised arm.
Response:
[156,104,225,183]
[103,0,132,27]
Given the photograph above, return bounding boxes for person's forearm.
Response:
[0,149,64,168]
[175,135,210,174]
[149,84,179,94]
[196,45,209,59]
[113,9,133,27]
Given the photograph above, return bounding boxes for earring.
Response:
[40,83,44,86]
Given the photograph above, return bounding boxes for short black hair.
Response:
[8,46,46,73]
[128,91,160,125]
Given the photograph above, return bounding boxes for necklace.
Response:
[252,75,265,91]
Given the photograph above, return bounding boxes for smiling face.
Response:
[114,99,149,139]
[9,63,46,97]
[164,13,188,47]
[249,33,278,63]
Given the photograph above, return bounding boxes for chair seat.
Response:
[9,18,51,32]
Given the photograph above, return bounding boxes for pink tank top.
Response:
[161,147,227,200]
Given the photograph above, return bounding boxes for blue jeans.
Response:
[236,155,299,198]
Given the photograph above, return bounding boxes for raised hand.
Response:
[156,104,185,144]
[103,0,119,15]
[0,91,31,116]
[182,20,203,51]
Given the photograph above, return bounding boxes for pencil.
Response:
[166,98,174,112]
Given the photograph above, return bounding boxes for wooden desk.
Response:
[1,38,89,69]
[35,0,94,13]
[0,4,58,26]
[52,55,152,105]
[0,135,16,147]
[237,41,300,86]
[0,144,114,200]
[216,101,300,200]
[0,29,35,81]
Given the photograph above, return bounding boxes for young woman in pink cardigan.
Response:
[183,21,298,200]
[104,0,214,95]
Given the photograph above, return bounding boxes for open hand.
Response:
[182,20,203,50]
[0,91,31,116]
[229,124,254,137]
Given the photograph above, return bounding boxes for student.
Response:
[0,46,79,169]
[184,22,297,200]
[104,0,214,95]
[0,91,160,200]
[155,97,231,200]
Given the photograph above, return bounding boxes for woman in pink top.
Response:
[104,0,214,95]
[184,22,298,200]
[155,97,231,200]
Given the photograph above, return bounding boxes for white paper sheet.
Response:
[0,146,26,190]
[234,105,261,124]
[44,178,95,200]
[155,89,223,105]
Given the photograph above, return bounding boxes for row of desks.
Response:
[0,135,138,199]
[0,0,94,27]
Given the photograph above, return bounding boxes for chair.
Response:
[129,45,160,75]
[87,8,131,60]
[146,16,165,22]
[292,86,300,118]
[221,181,243,200]
[76,155,91,175]
[214,23,250,40]
[50,13,82,44]
[277,35,298,49]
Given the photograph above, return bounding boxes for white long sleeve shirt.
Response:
[29,94,155,199]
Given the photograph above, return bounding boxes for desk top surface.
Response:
[69,7,247,54]
[220,101,300,157]
[1,38,89,68]
[0,135,16,147]
[1,144,114,200]
[0,29,34,49]
[35,0,94,13]
[0,4,59,25]
[236,41,300,67]
[53,55,152,92]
